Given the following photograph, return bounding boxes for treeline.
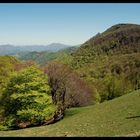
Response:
[0,56,94,130]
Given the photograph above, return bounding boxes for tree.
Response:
[1,66,56,129]
[44,61,94,120]
[0,56,17,99]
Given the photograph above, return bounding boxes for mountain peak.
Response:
[104,23,140,34]
[74,23,140,58]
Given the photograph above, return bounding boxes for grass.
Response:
[0,90,140,137]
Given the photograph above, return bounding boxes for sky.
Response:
[0,3,140,46]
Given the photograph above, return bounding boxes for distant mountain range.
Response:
[19,46,78,66]
[0,43,72,55]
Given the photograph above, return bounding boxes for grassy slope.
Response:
[0,90,140,137]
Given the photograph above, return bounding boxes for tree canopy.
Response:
[1,66,56,129]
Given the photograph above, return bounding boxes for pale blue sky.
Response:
[0,3,140,46]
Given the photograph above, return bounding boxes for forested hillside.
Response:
[66,24,140,102]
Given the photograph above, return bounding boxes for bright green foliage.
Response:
[1,66,56,128]
[0,55,20,123]
[0,56,17,97]
[94,88,101,103]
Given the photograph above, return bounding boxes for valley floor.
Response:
[0,90,140,137]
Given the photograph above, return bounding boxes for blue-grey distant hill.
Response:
[0,43,71,55]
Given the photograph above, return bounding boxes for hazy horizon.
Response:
[0,42,74,47]
[0,3,140,45]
